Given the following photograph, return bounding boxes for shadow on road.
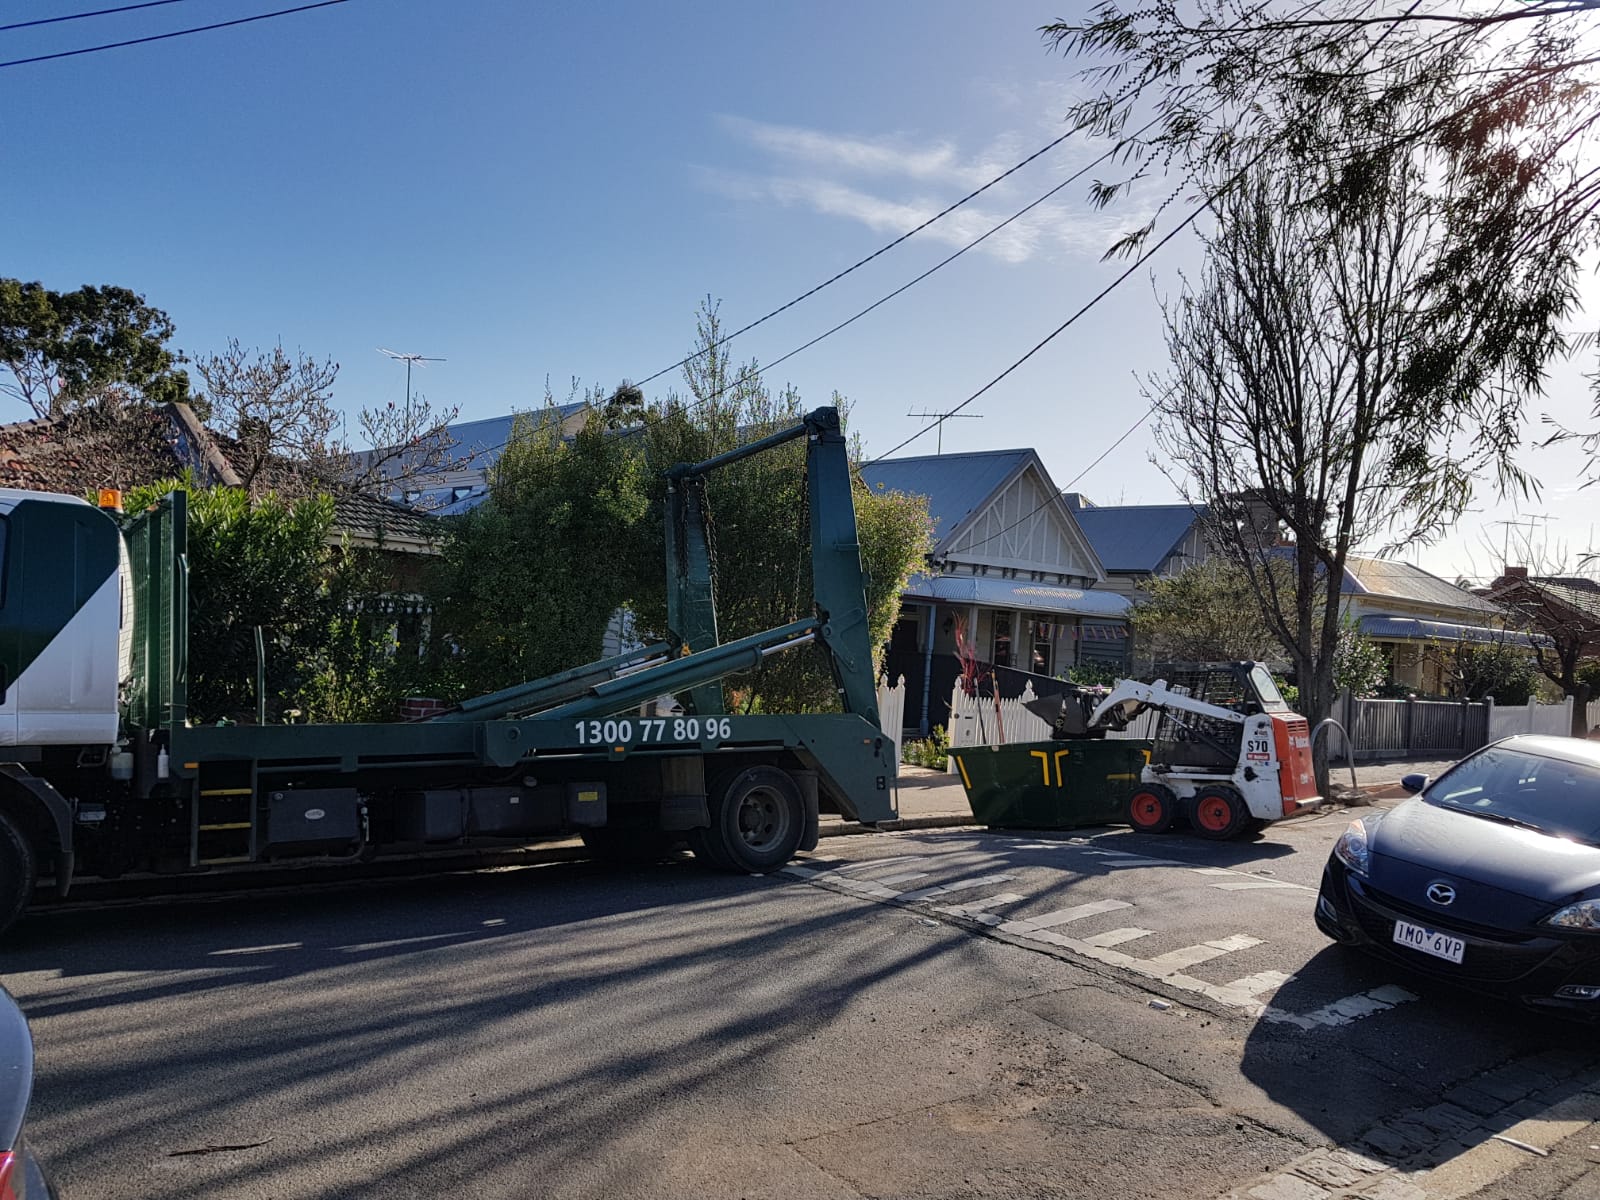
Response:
[3,857,977,1200]
[1238,944,1596,1156]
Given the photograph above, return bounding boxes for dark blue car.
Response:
[1317,735,1600,1016]
[1,986,55,1199]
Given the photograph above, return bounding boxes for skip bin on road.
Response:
[949,739,1153,829]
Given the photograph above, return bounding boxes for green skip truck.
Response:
[0,406,897,936]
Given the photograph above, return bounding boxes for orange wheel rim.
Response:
[1197,797,1232,831]
[1130,793,1162,825]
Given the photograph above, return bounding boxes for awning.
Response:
[902,574,1131,618]
[1357,615,1542,647]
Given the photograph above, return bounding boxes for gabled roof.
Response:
[1488,575,1600,622]
[1071,503,1205,574]
[1343,556,1502,616]
[359,402,590,486]
[858,449,1031,543]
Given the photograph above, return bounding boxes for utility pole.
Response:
[377,348,445,426]
[905,408,983,455]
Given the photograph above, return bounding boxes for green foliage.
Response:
[1331,621,1388,698]
[125,476,336,722]
[620,302,931,713]
[124,476,423,724]
[1129,558,1284,666]
[901,725,950,770]
[427,404,651,697]
[1066,662,1120,687]
[1453,641,1541,705]
[0,279,189,418]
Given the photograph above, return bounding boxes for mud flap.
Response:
[794,769,820,852]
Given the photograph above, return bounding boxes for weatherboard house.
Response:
[860,448,1131,735]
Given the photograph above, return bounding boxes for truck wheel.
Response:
[1190,788,1248,840]
[0,809,37,938]
[1127,785,1178,834]
[694,766,804,874]
[580,828,677,866]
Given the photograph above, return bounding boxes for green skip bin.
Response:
[950,739,1155,830]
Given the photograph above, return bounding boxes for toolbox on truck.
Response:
[950,740,1153,830]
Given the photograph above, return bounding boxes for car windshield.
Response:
[1424,746,1600,844]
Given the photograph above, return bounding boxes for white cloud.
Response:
[704,115,1148,265]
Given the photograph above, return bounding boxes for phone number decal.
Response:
[573,716,735,746]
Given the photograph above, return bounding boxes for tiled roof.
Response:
[1343,556,1503,616]
[858,449,1031,544]
[1071,503,1205,574]
[0,406,190,494]
[0,404,434,547]
[1521,578,1600,621]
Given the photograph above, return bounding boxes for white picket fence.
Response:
[1487,696,1576,741]
[945,681,1160,767]
[876,674,907,768]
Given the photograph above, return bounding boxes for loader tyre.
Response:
[1191,787,1248,840]
[0,808,36,939]
[693,766,804,874]
[1127,785,1178,834]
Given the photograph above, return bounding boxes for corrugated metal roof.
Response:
[1344,557,1502,615]
[858,450,1030,543]
[1071,504,1204,573]
[902,573,1130,617]
[1357,615,1541,647]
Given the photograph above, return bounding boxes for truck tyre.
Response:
[0,809,36,938]
[1190,787,1248,840]
[693,766,804,874]
[1127,785,1178,834]
[580,828,678,866]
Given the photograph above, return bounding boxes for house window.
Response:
[1029,620,1053,675]
[992,613,1013,668]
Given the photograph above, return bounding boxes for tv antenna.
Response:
[1491,514,1550,569]
[906,407,983,455]
[377,348,445,425]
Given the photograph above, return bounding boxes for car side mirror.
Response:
[1400,772,1429,794]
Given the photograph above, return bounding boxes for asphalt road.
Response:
[3,806,1596,1199]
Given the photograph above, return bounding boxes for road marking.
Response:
[1261,983,1417,1029]
[828,855,926,873]
[1222,969,1295,998]
[937,892,1028,925]
[208,942,302,956]
[1081,927,1154,947]
[1000,898,1134,933]
[895,874,1018,902]
[1193,868,1237,876]
[872,871,933,886]
[1210,879,1307,892]
[1146,935,1264,976]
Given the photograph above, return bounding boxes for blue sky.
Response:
[4,0,1596,582]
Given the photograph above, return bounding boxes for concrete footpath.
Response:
[816,754,1466,838]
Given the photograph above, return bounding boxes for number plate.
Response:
[1392,919,1465,964]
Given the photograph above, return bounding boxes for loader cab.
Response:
[1147,661,1287,770]
[0,490,122,747]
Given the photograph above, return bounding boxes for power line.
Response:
[0,0,353,69]
[0,0,196,34]
[470,127,1150,461]
[860,204,1207,467]
[631,126,1082,390]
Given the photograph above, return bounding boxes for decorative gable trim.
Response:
[937,454,1106,582]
